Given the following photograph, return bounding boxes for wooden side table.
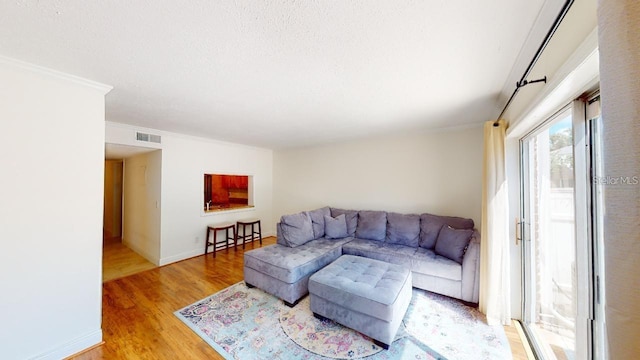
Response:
[236,219,262,249]
[205,223,236,257]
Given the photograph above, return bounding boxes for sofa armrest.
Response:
[275,222,289,246]
[460,230,480,303]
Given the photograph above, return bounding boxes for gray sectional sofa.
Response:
[243,207,480,307]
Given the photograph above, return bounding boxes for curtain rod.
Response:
[494,0,575,126]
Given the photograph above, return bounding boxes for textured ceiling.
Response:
[1,0,550,148]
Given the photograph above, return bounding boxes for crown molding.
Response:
[0,55,112,94]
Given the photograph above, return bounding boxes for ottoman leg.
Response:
[313,312,329,321]
[283,297,303,308]
[373,339,390,350]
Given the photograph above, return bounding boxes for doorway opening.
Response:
[103,144,161,282]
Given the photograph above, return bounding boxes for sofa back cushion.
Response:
[276,222,287,246]
[280,212,315,247]
[330,208,358,237]
[308,206,330,239]
[386,212,420,247]
[324,214,349,239]
[434,226,474,264]
[355,210,387,241]
[439,215,474,229]
[419,213,475,249]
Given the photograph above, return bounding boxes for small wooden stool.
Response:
[205,223,236,257]
[236,219,262,249]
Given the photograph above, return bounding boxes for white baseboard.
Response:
[158,234,275,266]
[31,329,102,360]
[159,249,202,266]
[122,239,160,265]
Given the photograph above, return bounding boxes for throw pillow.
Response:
[434,226,474,264]
[386,212,420,247]
[419,213,445,249]
[419,213,474,249]
[324,214,348,239]
[355,210,387,241]
[280,212,315,247]
[308,206,330,239]
[330,208,358,237]
[439,215,475,229]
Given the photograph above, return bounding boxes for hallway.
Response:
[103,237,156,282]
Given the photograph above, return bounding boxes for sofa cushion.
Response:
[276,222,288,246]
[411,247,462,281]
[386,212,420,247]
[440,215,475,229]
[330,208,358,237]
[308,207,330,238]
[419,214,445,249]
[355,210,387,241]
[280,212,315,247]
[419,213,474,249]
[342,238,415,268]
[434,226,474,264]
[324,214,348,239]
[244,239,350,284]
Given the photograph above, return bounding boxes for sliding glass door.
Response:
[522,106,577,359]
[520,96,603,360]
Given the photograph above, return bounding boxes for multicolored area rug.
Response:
[175,282,512,360]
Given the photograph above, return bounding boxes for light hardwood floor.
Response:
[74,236,529,359]
[102,237,157,282]
[506,320,531,359]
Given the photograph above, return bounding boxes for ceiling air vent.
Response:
[136,132,161,144]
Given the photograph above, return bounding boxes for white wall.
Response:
[106,122,273,266]
[0,58,110,359]
[123,150,162,265]
[273,126,484,226]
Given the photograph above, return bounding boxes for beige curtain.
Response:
[479,120,511,325]
[598,0,640,357]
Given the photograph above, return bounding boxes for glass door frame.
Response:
[586,93,605,359]
[519,101,592,360]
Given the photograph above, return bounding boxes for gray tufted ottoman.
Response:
[308,255,412,349]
